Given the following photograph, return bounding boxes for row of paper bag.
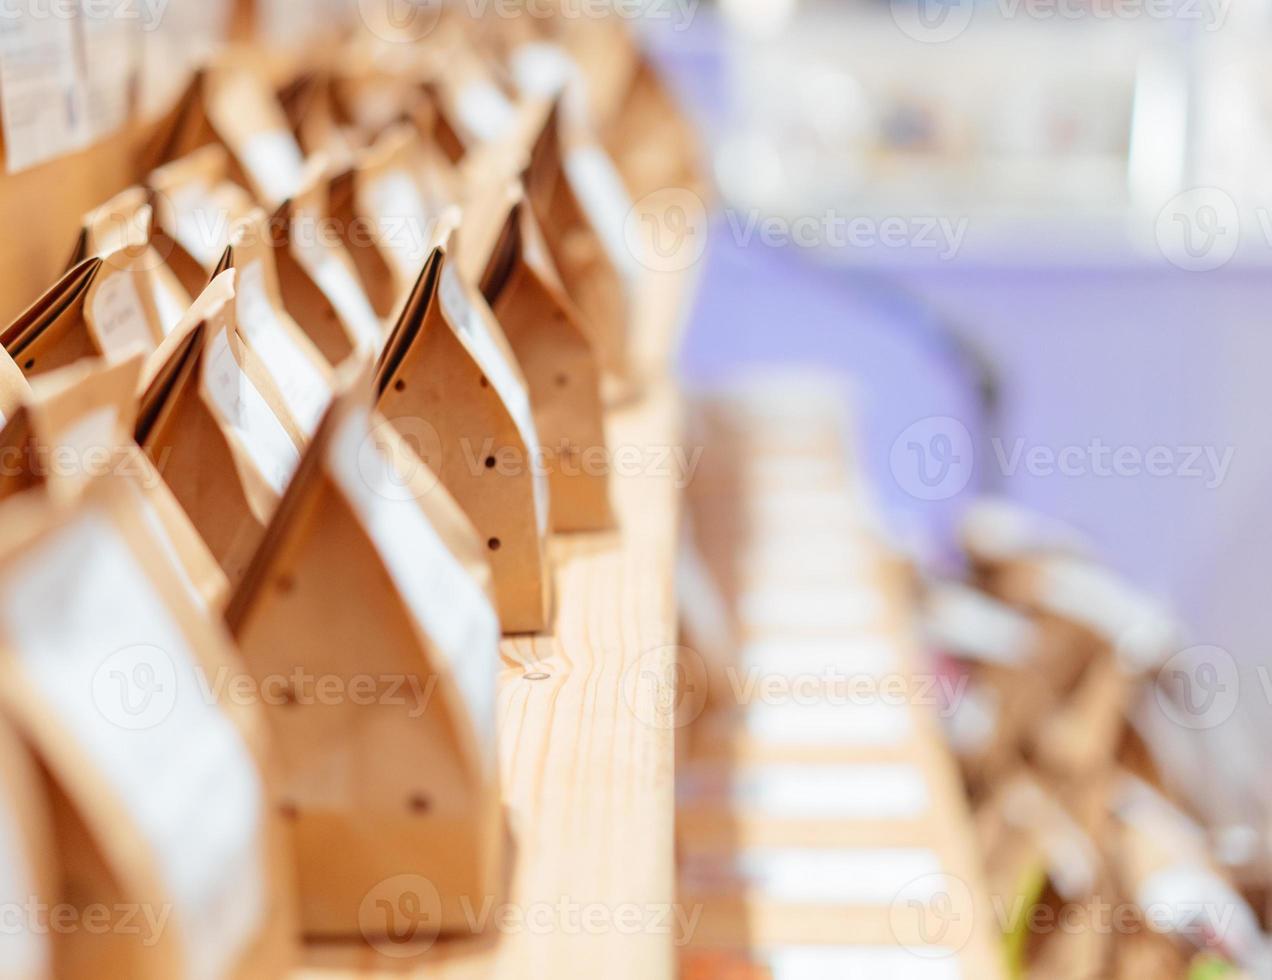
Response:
[0,10,698,978]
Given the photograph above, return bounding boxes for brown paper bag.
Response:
[0,355,229,613]
[217,208,335,437]
[0,710,56,979]
[459,175,611,531]
[1110,775,1267,972]
[148,145,256,298]
[0,479,295,978]
[138,271,305,588]
[68,187,193,338]
[375,219,552,633]
[430,47,522,155]
[3,245,167,380]
[226,375,503,938]
[329,125,448,318]
[525,103,635,376]
[277,71,362,171]
[144,58,308,210]
[271,161,386,367]
[603,54,703,202]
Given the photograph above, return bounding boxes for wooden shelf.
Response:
[299,268,694,978]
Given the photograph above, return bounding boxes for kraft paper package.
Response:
[0,355,228,612]
[271,160,385,367]
[329,124,450,318]
[144,57,308,210]
[457,170,611,531]
[226,375,503,937]
[68,188,193,337]
[429,45,523,157]
[980,555,1179,788]
[148,145,257,299]
[548,18,701,200]
[922,579,1044,799]
[603,55,702,202]
[216,209,335,437]
[0,711,55,980]
[974,775,1112,980]
[138,270,305,589]
[524,102,637,377]
[375,215,552,633]
[277,71,363,172]
[957,496,1092,593]
[0,479,295,979]
[1110,775,1271,976]
[2,242,167,380]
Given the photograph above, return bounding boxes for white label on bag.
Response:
[455,81,517,144]
[765,947,963,980]
[744,701,912,747]
[723,847,944,904]
[307,250,383,352]
[366,171,434,275]
[79,2,135,139]
[925,581,1035,665]
[329,405,501,757]
[1138,864,1263,960]
[137,493,206,613]
[683,763,930,821]
[510,43,586,111]
[738,588,884,633]
[235,260,330,437]
[203,328,300,496]
[564,145,640,285]
[168,183,231,270]
[238,130,305,206]
[740,636,899,677]
[152,275,189,337]
[0,13,88,172]
[0,784,49,978]
[0,511,267,980]
[91,271,155,361]
[440,264,548,535]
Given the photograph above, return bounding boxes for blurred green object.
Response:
[1189,954,1239,980]
[1003,861,1048,980]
